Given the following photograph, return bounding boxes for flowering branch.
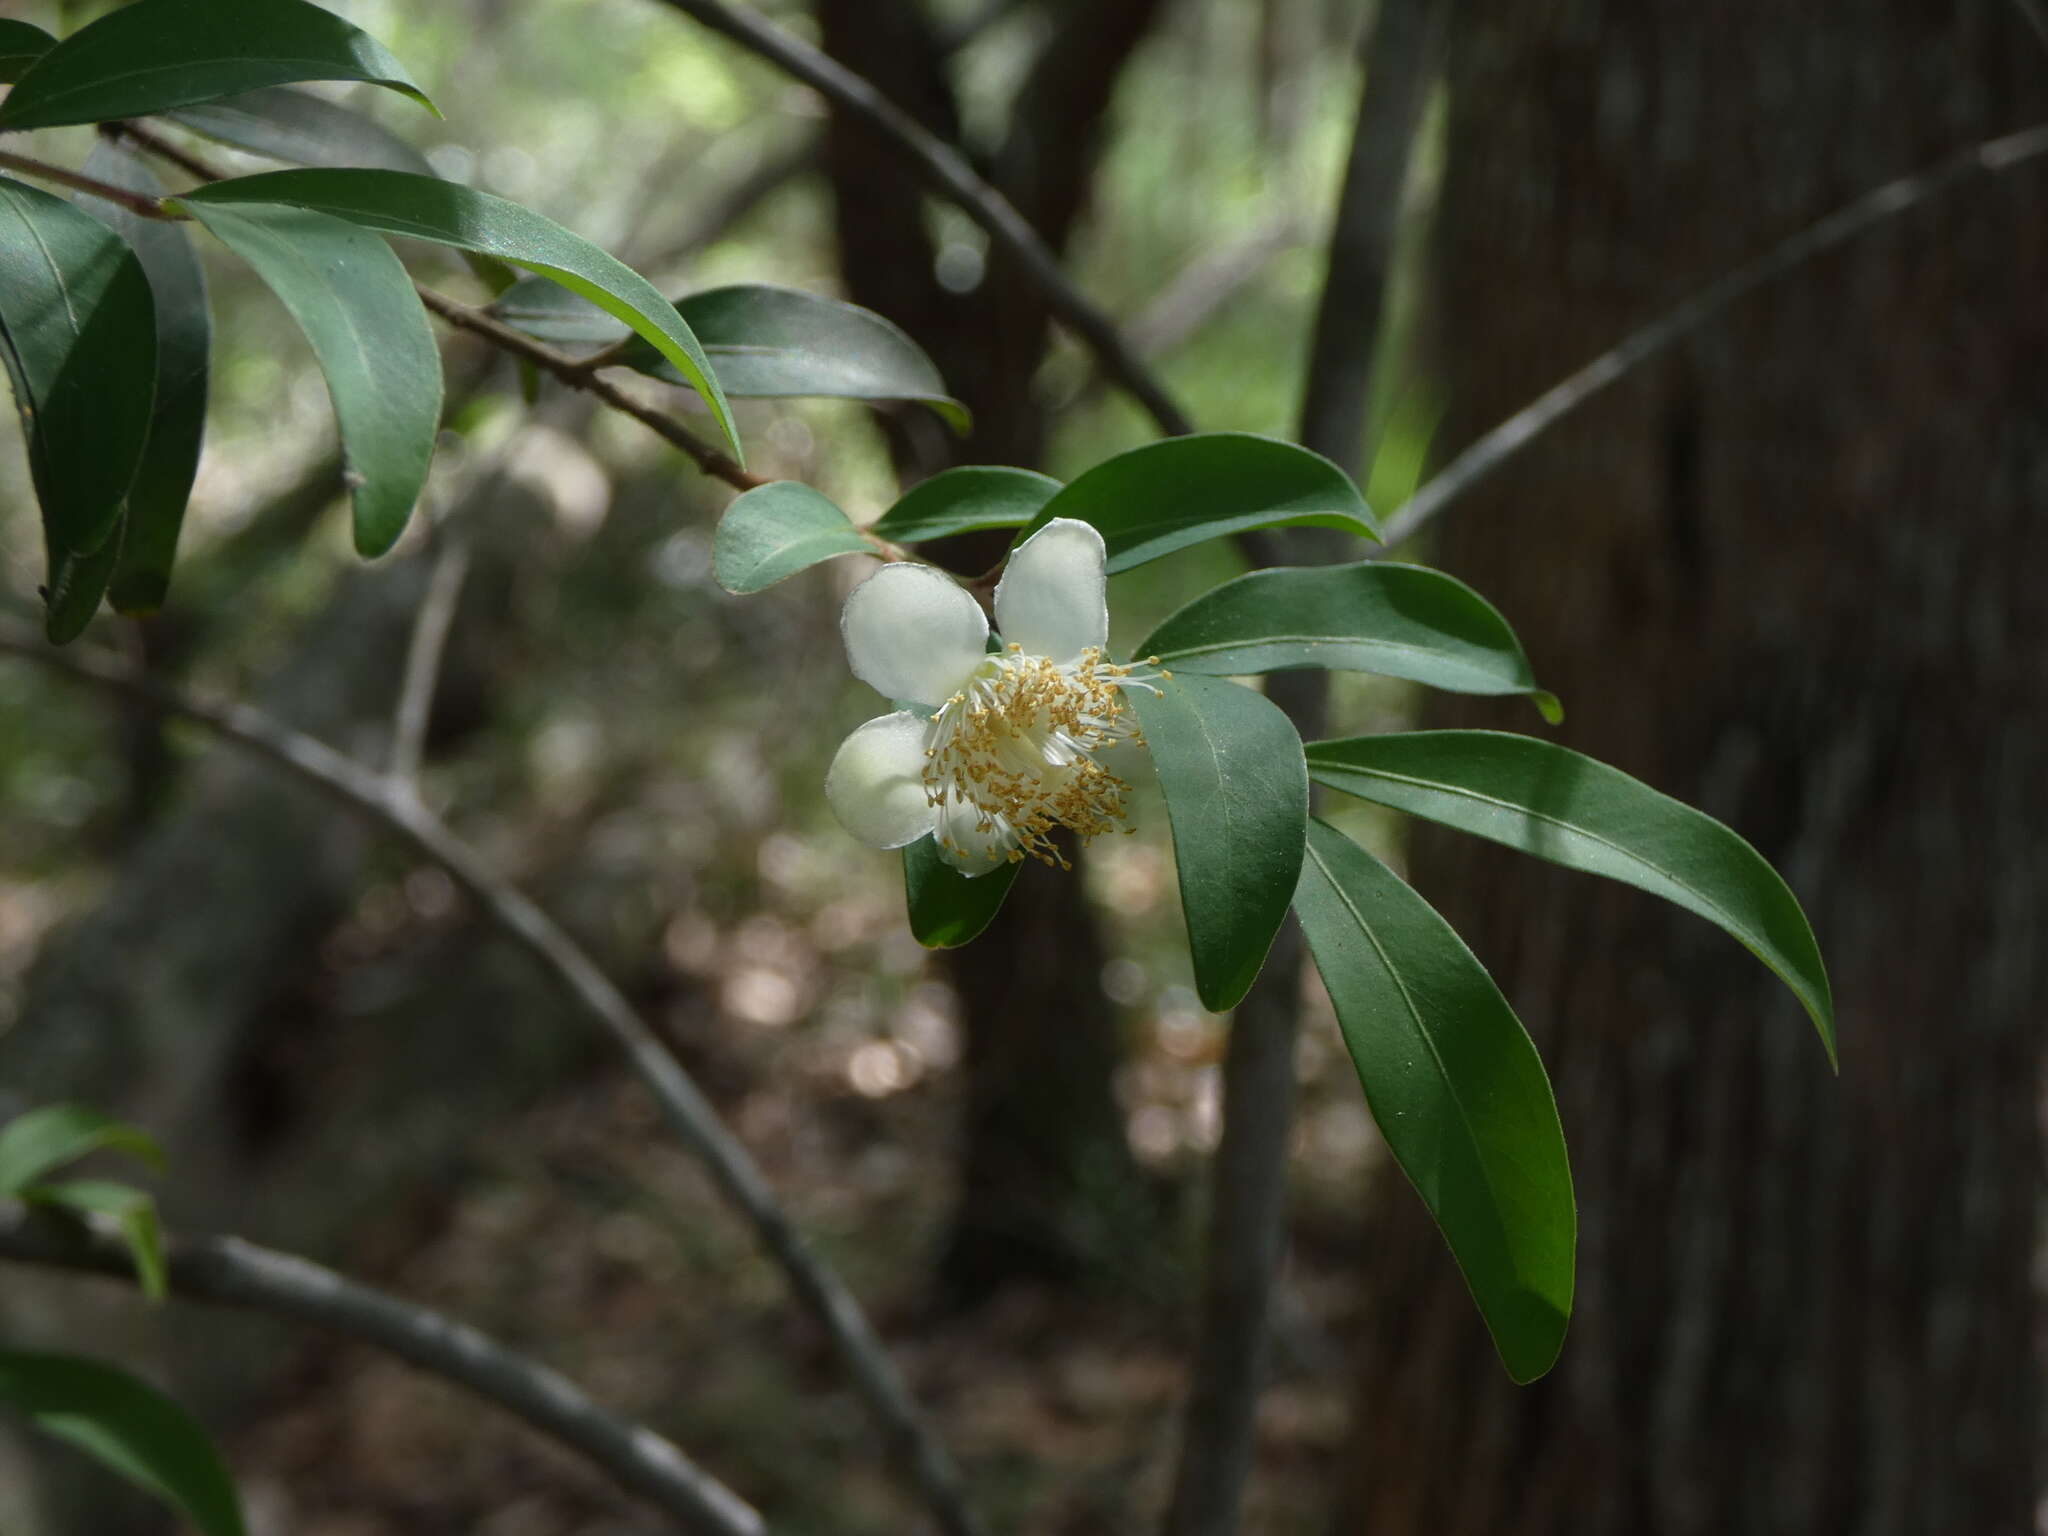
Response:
[0,620,981,1536]
[0,1200,764,1536]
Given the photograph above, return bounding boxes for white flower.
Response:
[825,517,1159,876]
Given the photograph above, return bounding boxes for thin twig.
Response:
[105,120,216,182]
[0,148,175,218]
[413,287,772,493]
[645,0,1197,441]
[388,533,472,789]
[1381,121,2048,548]
[0,624,974,1536]
[0,1200,763,1536]
[1164,6,1445,1535]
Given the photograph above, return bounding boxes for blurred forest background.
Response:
[1,1,2042,1533]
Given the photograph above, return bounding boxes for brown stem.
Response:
[0,147,177,219]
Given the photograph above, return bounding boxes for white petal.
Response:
[994,517,1107,663]
[842,563,988,707]
[826,712,937,849]
[933,789,1018,876]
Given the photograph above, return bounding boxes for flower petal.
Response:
[826,712,938,849]
[933,788,1018,876]
[994,517,1107,663]
[842,563,989,706]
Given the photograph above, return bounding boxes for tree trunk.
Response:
[1338,5,2045,1532]
[815,0,1171,1306]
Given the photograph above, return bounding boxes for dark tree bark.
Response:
[814,0,1173,1305]
[1338,5,2045,1533]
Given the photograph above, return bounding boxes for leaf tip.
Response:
[1531,690,1564,726]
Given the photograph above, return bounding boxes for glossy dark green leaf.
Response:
[1131,673,1307,1011]
[869,466,1062,545]
[1293,818,1573,1382]
[22,1179,168,1301]
[1138,561,1560,719]
[0,175,157,640]
[0,19,55,82]
[169,85,434,175]
[182,199,440,557]
[182,170,739,459]
[1016,433,1380,573]
[712,481,872,593]
[903,834,1021,947]
[0,0,432,131]
[1305,730,1836,1064]
[77,142,211,614]
[0,1104,164,1195]
[0,1351,245,1536]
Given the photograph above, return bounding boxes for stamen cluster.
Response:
[926,645,1159,869]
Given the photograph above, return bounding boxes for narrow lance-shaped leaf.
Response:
[713,481,871,594]
[1131,673,1307,1011]
[0,18,55,82]
[1293,818,1575,1383]
[170,86,436,175]
[77,141,211,614]
[0,0,433,131]
[21,1179,168,1301]
[0,175,157,641]
[0,1104,164,1195]
[182,170,742,460]
[1139,561,1562,721]
[181,200,441,557]
[1306,730,1836,1064]
[903,835,1021,948]
[0,1351,245,1536]
[1016,433,1381,573]
[868,466,1062,545]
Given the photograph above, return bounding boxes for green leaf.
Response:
[1305,730,1836,1065]
[0,1351,245,1536]
[1016,433,1380,574]
[0,0,433,132]
[712,481,872,594]
[0,19,55,82]
[903,835,1021,947]
[77,142,211,615]
[169,85,435,175]
[181,200,440,557]
[869,466,1062,545]
[1293,818,1574,1383]
[0,175,157,641]
[22,1180,168,1302]
[1138,561,1555,711]
[182,170,739,460]
[672,285,966,430]
[486,278,966,426]
[42,532,127,647]
[1131,673,1307,1011]
[0,1104,164,1197]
